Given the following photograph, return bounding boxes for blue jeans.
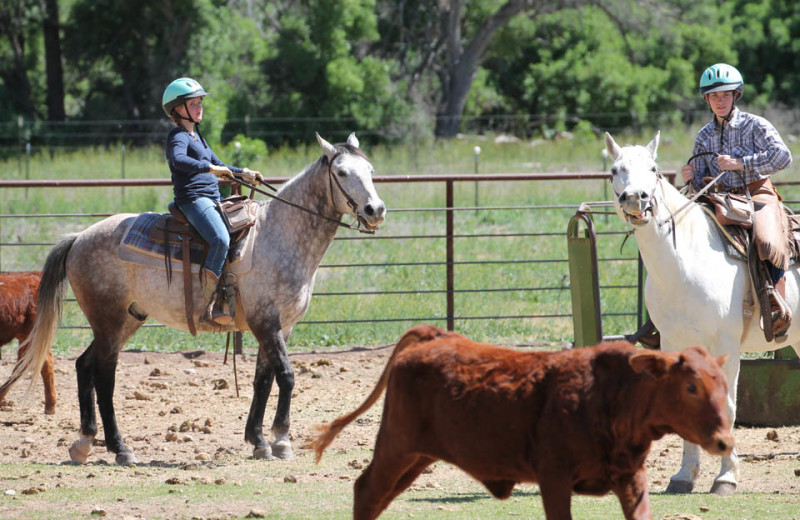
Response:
[177,197,230,277]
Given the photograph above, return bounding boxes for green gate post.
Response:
[567,212,602,347]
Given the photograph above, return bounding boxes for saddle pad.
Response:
[117,212,256,275]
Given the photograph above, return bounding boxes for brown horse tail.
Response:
[4,234,77,403]
[309,324,446,463]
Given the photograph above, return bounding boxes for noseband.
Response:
[326,151,371,231]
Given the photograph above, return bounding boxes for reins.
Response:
[230,152,376,234]
[656,151,723,228]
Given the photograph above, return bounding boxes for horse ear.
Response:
[346,132,360,149]
[316,132,337,160]
[716,354,729,368]
[604,132,621,161]
[646,131,660,160]
[630,350,673,378]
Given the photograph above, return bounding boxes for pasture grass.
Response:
[3,454,800,520]
[3,127,800,355]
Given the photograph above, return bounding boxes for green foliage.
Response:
[1,0,800,146]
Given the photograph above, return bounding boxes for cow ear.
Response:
[630,351,672,378]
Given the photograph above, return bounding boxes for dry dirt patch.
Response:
[1,347,800,518]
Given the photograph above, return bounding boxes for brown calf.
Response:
[0,272,57,414]
[311,325,733,520]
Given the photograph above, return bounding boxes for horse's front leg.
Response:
[710,354,741,496]
[246,317,295,459]
[245,347,276,459]
[94,350,137,465]
[666,440,701,493]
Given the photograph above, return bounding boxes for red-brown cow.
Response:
[0,271,57,414]
[311,325,733,520]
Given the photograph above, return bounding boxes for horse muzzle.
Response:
[358,200,386,231]
[618,192,652,226]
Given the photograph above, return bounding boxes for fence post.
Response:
[567,211,602,347]
[446,179,454,331]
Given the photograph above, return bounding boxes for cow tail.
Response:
[2,234,76,404]
[309,324,444,463]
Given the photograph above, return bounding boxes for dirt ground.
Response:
[2,346,800,518]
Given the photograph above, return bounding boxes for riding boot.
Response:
[770,276,791,338]
[200,268,233,326]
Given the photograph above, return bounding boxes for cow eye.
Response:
[687,383,698,395]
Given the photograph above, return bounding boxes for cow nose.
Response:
[714,433,734,455]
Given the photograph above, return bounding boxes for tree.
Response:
[42,0,64,121]
[63,0,206,120]
[0,0,41,119]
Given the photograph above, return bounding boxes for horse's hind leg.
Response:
[71,322,141,465]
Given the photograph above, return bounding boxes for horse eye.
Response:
[610,167,618,177]
[337,169,347,177]
[651,166,657,173]
[687,383,697,395]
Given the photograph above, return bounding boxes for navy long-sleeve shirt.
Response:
[165,127,242,204]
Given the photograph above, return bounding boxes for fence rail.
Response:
[1,172,676,347]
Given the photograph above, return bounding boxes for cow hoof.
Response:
[68,442,91,464]
[710,481,737,496]
[115,451,139,466]
[665,479,694,494]
[44,405,56,415]
[271,440,293,459]
[253,446,275,460]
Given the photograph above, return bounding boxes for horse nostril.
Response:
[364,204,375,217]
[619,193,628,203]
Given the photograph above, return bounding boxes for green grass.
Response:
[3,127,800,355]
[3,456,800,520]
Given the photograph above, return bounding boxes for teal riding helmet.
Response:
[699,63,744,95]
[162,78,209,117]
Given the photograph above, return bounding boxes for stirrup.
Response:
[769,290,792,338]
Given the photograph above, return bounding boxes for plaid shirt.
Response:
[689,107,792,190]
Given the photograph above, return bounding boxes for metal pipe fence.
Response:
[1,172,667,346]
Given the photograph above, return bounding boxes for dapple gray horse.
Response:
[10,133,386,465]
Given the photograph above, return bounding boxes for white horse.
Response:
[7,132,386,465]
[605,131,800,495]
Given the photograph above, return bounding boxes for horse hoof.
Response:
[710,481,737,496]
[116,451,139,466]
[271,440,293,459]
[68,442,91,464]
[665,479,694,494]
[253,446,274,460]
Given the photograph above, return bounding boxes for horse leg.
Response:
[70,345,98,463]
[70,320,141,465]
[244,349,276,459]
[710,354,741,496]
[246,318,295,459]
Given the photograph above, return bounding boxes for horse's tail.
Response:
[308,324,446,463]
[1,234,77,403]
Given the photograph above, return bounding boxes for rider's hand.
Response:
[209,164,234,179]
[717,155,743,171]
[680,162,694,184]
[241,168,264,183]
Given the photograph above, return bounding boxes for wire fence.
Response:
[1,172,650,350]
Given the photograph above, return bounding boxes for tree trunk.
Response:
[42,0,65,121]
[434,0,548,138]
[0,3,37,119]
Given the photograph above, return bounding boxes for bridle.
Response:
[232,150,377,234]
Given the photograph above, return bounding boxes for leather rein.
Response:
[231,151,376,234]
